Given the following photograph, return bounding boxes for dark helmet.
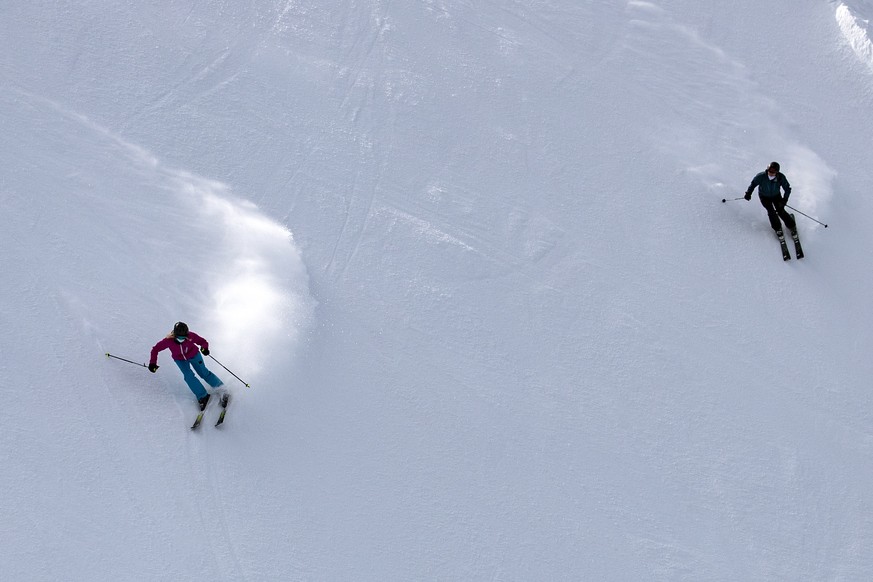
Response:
[768,161,780,172]
[173,321,189,337]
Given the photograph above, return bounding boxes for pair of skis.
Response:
[777,214,804,261]
[191,394,230,430]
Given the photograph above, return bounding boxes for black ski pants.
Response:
[759,196,796,233]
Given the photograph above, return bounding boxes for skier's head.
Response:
[173,321,189,339]
[767,161,780,174]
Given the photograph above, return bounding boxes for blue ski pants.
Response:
[174,353,223,399]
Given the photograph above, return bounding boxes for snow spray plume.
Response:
[206,354,251,388]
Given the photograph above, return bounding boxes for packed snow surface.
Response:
[2,1,873,579]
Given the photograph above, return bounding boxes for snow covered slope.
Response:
[2,1,873,579]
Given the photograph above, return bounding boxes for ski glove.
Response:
[148,363,159,373]
[744,192,752,201]
[200,347,210,356]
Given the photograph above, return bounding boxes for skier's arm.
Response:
[189,332,210,355]
[149,338,171,366]
[744,175,758,199]
[745,174,761,196]
[781,174,791,202]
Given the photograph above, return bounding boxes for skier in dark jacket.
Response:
[148,321,226,410]
[744,161,797,235]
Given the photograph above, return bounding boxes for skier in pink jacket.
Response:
[149,322,225,410]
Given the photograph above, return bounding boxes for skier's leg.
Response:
[190,353,224,389]
[760,198,782,231]
[778,204,797,233]
[174,359,208,399]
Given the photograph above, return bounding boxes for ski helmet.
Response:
[768,161,780,172]
[173,321,189,337]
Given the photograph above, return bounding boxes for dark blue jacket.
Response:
[747,171,791,201]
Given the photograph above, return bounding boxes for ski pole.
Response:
[105,353,149,369]
[207,354,251,388]
[721,196,746,203]
[786,204,828,228]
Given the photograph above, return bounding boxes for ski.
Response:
[790,215,804,259]
[214,393,230,428]
[191,411,205,430]
[190,393,228,429]
[777,230,791,261]
[190,394,211,430]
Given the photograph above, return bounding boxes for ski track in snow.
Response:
[618,0,836,222]
[19,89,314,379]
[1,86,313,580]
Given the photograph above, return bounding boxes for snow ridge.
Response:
[836,2,873,73]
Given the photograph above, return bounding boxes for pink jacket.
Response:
[150,331,210,365]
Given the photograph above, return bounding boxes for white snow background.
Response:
[2,0,873,579]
